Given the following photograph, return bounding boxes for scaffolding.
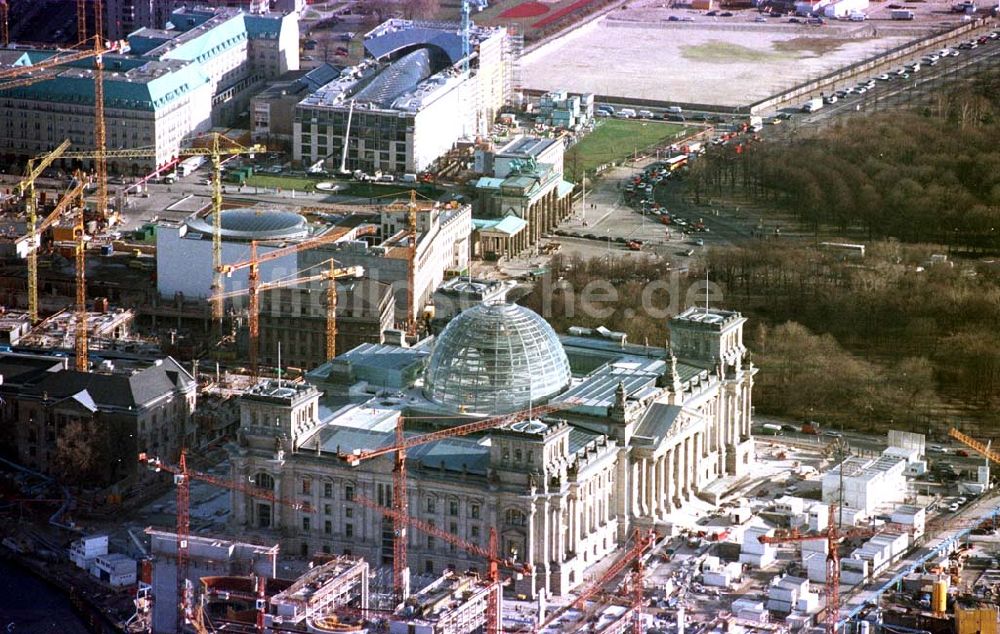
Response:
[388,571,498,634]
[268,556,370,628]
[505,23,524,107]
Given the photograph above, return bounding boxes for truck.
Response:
[801,421,820,435]
[801,97,824,113]
[178,155,205,177]
[891,8,915,19]
[749,115,764,132]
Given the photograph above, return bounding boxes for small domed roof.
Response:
[423,303,571,415]
[186,209,309,241]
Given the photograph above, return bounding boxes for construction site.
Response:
[0,2,999,634]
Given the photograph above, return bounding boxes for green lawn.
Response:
[245,174,324,191]
[565,120,692,182]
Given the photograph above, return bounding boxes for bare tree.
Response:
[54,417,100,482]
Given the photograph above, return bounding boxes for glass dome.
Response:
[424,303,572,415]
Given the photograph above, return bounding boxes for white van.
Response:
[617,108,637,118]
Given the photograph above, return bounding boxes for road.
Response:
[766,30,1000,134]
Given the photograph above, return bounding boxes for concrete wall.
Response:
[155,223,299,299]
[748,18,995,114]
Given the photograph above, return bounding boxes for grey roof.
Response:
[635,402,683,440]
[186,209,309,241]
[0,354,65,387]
[316,422,489,475]
[338,343,429,372]
[24,357,193,410]
[498,136,559,158]
[559,363,661,413]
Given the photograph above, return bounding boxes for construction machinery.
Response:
[949,428,1000,465]
[524,529,656,634]
[138,451,309,631]
[215,257,364,373]
[460,0,488,74]
[758,505,910,634]
[16,139,73,324]
[72,173,88,371]
[352,494,529,634]
[55,134,265,318]
[0,40,128,82]
[218,230,370,376]
[338,400,575,605]
[91,0,108,223]
[0,39,129,90]
[382,190,450,334]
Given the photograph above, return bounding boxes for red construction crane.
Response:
[138,451,309,631]
[353,493,530,633]
[758,505,906,634]
[338,400,576,605]
[524,529,656,634]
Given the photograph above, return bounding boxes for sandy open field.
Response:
[520,2,960,107]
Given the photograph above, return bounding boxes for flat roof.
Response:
[499,136,558,158]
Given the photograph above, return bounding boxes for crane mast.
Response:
[74,178,88,371]
[18,140,72,324]
[339,401,575,605]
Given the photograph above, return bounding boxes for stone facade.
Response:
[228,306,755,598]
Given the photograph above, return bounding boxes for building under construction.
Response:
[193,554,370,633]
[294,19,511,175]
[155,200,471,330]
[389,571,499,634]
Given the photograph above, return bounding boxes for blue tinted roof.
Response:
[244,14,285,39]
[0,62,210,111]
[365,25,465,65]
[155,15,248,64]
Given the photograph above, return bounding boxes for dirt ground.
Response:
[521,0,969,106]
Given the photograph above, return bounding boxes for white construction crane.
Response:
[461,0,488,73]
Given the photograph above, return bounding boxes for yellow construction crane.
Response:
[56,134,265,321]
[17,139,73,323]
[382,190,444,333]
[0,39,128,83]
[72,174,88,371]
[14,177,87,343]
[220,239,364,376]
[215,258,361,371]
[92,0,108,224]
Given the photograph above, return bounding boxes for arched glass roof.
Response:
[423,303,571,415]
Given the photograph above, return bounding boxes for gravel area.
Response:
[521,0,965,107]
